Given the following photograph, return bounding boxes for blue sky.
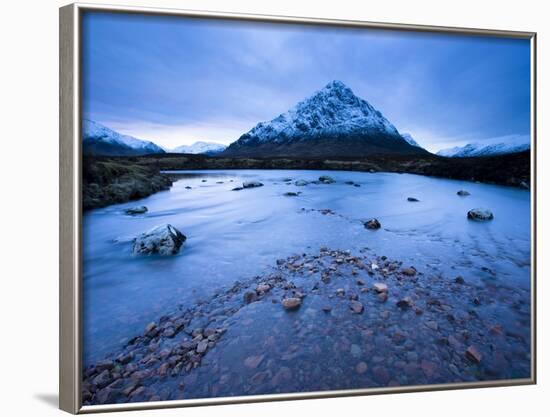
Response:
[82,12,531,152]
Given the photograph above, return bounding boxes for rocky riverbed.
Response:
[82,246,531,405]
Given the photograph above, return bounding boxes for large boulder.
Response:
[294,180,309,186]
[467,208,494,221]
[364,218,381,230]
[125,206,148,215]
[242,181,264,189]
[133,224,186,255]
[319,175,335,184]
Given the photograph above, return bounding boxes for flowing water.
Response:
[82,170,531,400]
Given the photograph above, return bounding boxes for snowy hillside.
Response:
[437,136,530,157]
[83,119,165,156]
[171,141,227,155]
[400,133,423,149]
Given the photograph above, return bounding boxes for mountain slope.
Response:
[400,133,423,149]
[83,119,165,156]
[223,80,427,158]
[437,136,530,158]
[171,141,227,155]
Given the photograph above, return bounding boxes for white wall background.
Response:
[0,0,546,415]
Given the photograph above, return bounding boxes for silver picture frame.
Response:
[59,2,537,414]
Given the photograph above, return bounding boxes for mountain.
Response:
[437,136,530,158]
[400,133,423,149]
[82,119,165,156]
[223,80,428,158]
[170,141,227,155]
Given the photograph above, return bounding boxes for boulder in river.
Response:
[133,224,186,255]
[242,181,264,189]
[125,206,148,215]
[319,175,335,184]
[231,187,244,191]
[407,197,420,202]
[294,180,309,186]
[284,192,300,197]
[467,208,494,221]
[364,218,381,230]
[457,190,470,196]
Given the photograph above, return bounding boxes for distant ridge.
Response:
[170,141,227,155]
[82,119,165,156]
[438,136,530,157]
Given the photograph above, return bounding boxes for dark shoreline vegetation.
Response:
[82,247,530,405]
[83,158,174,210]
[83,151,530,210]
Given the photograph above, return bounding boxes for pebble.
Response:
[396,297,413,309]
[401,267,417,277]
[244,354,264,369]
[425,321,439,331]
[243,291,258,304]
[373,283,388,293]
[465,345,483,363]
[196,340,209,354]
[356,362,368,374]
[282,297,302,310]
[350,300,364,314]
[454,276,465,284]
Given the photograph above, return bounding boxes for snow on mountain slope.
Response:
[171,141,227,155]
[437,135,530,157]
[224,80,424,158]
[83,119,165,156]
[400,133,423,149]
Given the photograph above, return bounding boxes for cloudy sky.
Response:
[82,11,531,152]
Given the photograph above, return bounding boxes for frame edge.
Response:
[61,3,537,413]
[60,3,79,414]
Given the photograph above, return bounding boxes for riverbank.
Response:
[83,158,174,210]
[83,151,530,210]
[82,246,531,404]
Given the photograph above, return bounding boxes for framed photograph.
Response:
[59,3,536,413]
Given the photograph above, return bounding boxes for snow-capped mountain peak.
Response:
[231,80,402,147]
[83,119,165,156]
[171,141,227,155]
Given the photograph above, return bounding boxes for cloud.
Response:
[82,12,531,151]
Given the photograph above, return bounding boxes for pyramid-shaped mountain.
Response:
[223,80,428,158]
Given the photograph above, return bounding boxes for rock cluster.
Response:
[83,245,530,405]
